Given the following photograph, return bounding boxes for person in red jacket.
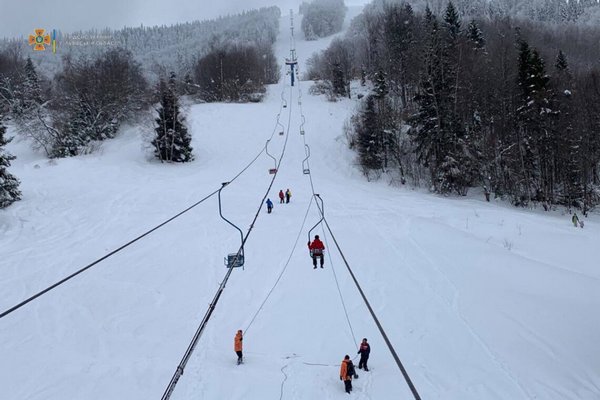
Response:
[278,190,285,204]
[308,234,325,269]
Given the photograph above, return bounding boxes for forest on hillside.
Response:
[308,0,600,212]
[0,7,282,205]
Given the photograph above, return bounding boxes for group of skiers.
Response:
[235,330,371,394]
[265,189,292,214]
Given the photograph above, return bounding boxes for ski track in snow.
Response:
[2,7,600,400]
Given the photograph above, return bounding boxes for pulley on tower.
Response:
[286,10,299,87]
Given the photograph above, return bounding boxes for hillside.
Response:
[1,6,600,400]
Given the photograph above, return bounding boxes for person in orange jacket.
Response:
[340,355,355,393]
[234,329,243,365]
[308,234,325,269]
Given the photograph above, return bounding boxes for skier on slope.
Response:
[234,330,243,364]
[308,234,325,269]
[279,190,285,204]
[266,198,273,214]
[357,338,370,371]
[340,355,355,394]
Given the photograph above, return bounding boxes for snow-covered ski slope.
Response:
[2,9,600,400]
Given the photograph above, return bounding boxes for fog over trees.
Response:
[300,0,347,40]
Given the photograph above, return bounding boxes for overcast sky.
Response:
[0,0,369,39]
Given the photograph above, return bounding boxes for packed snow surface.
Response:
[2,9,599,400]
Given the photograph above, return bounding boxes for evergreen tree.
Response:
[13,57,42,119]
[357,95,383,172]
[0,117,22,208]
[412,7,443,182]
[443,1,462,41]
[553,50,581,207]
[331,61,347,97]
[23,57,42,105]
[152,73,194,163]
[373,69,388,99]
[555,50,570,76]
[53,103,93,158]
[372,70,394,171]
[466,20,486,50]
[412,4,475,194]
[516,40,557,204]
[382,2,416,106]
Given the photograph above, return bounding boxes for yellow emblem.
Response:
[28,29,51,51]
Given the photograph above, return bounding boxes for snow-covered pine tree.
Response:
[152,73,194,163]
[0,117,22,208]
[516,39,557,204]
[555,50,569,75]
[357,95,383,174]
[331,61,347,97]
[305,23,318,41]
[382,2,416,105]
[372,70,395,171]
[553,50,582,207]
[466,20,485,50]
[412,7,444,185]
[52,103,93,158]
[23,57,42,105]
[13,57,42,120]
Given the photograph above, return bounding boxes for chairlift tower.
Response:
[285,10,299,86]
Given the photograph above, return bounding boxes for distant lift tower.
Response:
[285,10,299,86]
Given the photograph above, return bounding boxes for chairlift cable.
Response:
[0,64,293,321]
[244,196,315,335]
[161,82,296,400]
[292,64,423,400]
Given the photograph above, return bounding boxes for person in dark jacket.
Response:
[285,188,292,203]
[340,355,355,393]
[308,235,325,268]
[357,338,370,371]
[266,198,273,214]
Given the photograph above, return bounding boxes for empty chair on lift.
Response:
[218,182,245,269]
[225,252,245,269]
[266,140,278,174]
[302,144,311,174]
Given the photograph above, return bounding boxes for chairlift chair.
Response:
[307,194,324,257]
[302,144,311,175]
[218,182,245,269]
[300,115,306,135]
[225,252,245,269]
[266,140,278,175]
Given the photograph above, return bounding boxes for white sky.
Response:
[0,0,369,39]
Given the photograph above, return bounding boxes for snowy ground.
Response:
[2,9,600,400]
